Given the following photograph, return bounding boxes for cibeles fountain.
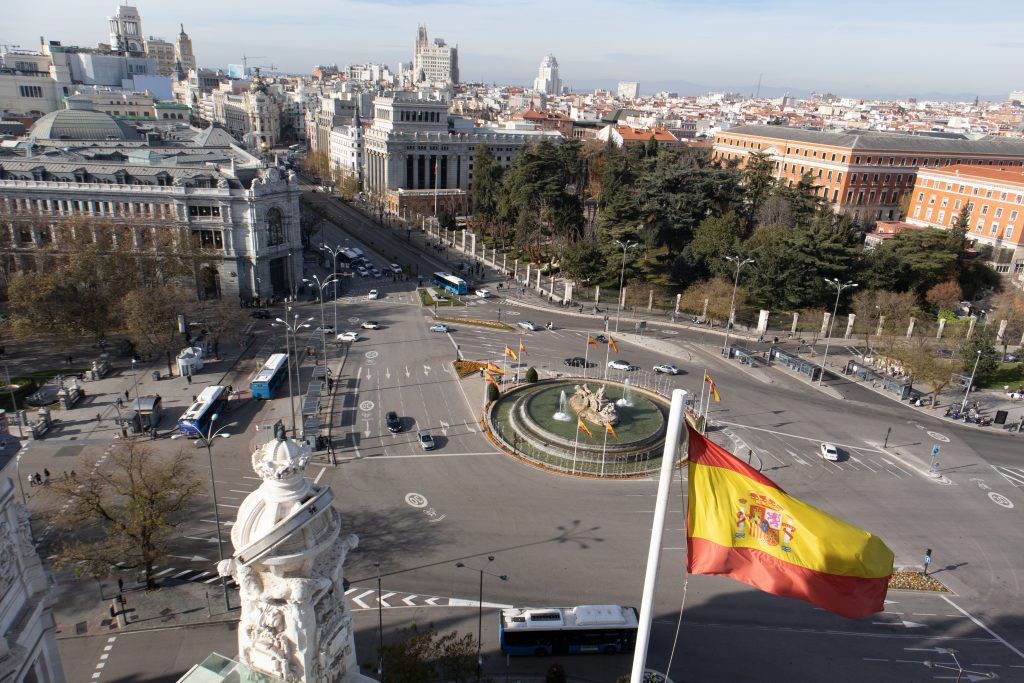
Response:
[215,430,374,682]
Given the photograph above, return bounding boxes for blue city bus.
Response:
[499,605,638,657]
[433,272,468,295]
[177,385,230,438]
[250,353,289,400]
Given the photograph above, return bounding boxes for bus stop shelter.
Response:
[770,348,822,381]
[728,344,761,367]
[125,395,163,434]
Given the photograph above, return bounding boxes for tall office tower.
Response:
[108,4,145,55]
[175,24,196,73]
[145,36,176,76]
[617,81,639,99]
[533,54,562,95]
[412,24,459,86]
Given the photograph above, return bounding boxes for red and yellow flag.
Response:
[486,361,504,375]
[519,341,528,356]
[504,345,519,362]
[605,422,618,440]
[609,336,619,353]
[484,372,501,388]
[704,373,721,402]
[587,336,598,346]
[577,417,593,438]
[686,424,893,619]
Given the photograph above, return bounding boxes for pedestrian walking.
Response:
[70,470,77,479]
[117,577,124,593]
[28,474,35,487]
[44,468,50,483]
[124,389,130,402]
[186,373,192,385]
[34,473,42,485]
[116,397,123,408]
[95,413,102,424]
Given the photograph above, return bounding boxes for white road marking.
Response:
[850,455,877,472]
[379,592,396,607]
[941,595,1024,660]
[402,595,418,606]
[351,590,375,609]
[314,467,326,484]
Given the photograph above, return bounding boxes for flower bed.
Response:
[453,359,487,378]
[887,569,948,592]
[433,316,513,331]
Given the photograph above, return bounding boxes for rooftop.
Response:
[722,124,1024,155]
[920,164,1024,186]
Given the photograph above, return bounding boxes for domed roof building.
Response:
[29,95,140,141]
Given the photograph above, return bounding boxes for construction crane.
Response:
[241,54,266,73]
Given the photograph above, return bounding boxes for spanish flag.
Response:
[686,424,893,619]
[609,336,619,353]
[486,361,504,375]
[484,372,501,389]
[587,336,598,345]
[504,345,519,362]
[577,417,593,438]
[704,373,721,402]
[605,422,618,440]
[519,340,528,356]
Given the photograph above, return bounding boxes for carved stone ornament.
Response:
[569,383,619,426]
[15,503,34,556]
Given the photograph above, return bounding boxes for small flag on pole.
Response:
[484,372,501,388]
[606,422,618,440]
[704,373,721,402]
[486,361,504,375]
[609,336,619,352]
[519,341,528,356]
[505,345,519,362]
[577,417,593,438]
[588,336,598,346]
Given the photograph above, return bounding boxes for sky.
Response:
[5,0,1023,100]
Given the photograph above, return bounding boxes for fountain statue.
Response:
[569,384,619,426]
[616,379,634,408]
[552,389,572,421]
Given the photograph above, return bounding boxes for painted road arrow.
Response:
[378,592,395,608]
[402,595,418,606]
[872,619,925,628]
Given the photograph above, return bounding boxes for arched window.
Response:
[266,208,284,246]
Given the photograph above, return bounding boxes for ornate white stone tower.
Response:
[217,434,370,682]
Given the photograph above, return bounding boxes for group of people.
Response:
[27,468,76,487]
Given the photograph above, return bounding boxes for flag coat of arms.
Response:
[504,345,518,362]
[486,361,504,375]
[577,417,593,437]
[686,424,893,619]
[703,373,721,402]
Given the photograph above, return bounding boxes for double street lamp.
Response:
[613,239,639,333]
[960,349,982,414]
[722,255,755,356]
[274,308,315,436]
[303,274,338,368]
[173,413,233,610]
[455,556,508,682]
[819,277,858,386]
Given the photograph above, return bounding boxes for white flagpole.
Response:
[630,389,689,683]
[584,336,591,379]
[604,339,612,379]
[572,423,580,474]
[601,425,609,477]
[515,338,520,383]
[697,368,708,418]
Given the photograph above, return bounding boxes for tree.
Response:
[559,241,607,285]
[926,281,963,313]
[864,228,959,296]
[525,367,539,383]
[377,622,478,683]
[121,284,197,375]
[990,288,1024,359]
[46,441,202,589]
[470,144,503,231]
[900,342,956,407]
[960,329,999,384]
[690,211,750,278]
[486,382,500,402]
[743,152,779,227]
[679,278,737,322]
[670,246,709,289]
[192,297,249,359]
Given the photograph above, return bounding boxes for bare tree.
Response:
[46,441,202,589]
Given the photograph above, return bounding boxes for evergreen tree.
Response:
[470,144,503,231]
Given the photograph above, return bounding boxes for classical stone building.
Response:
[0,97,302,302]
[0,430,66,683]
[413,24,458,87]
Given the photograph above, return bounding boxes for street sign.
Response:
[931,444,941,457]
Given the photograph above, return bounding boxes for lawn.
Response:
[979,362,1024,390]
[418,288,465,307]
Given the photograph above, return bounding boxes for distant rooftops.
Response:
[723,124,1024,155]
[919,163,1024,185]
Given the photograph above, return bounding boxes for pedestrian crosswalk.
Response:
[994,465,1024,489]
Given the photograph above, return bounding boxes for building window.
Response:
[188,205,220,218]
[852,173,858,183]
[981,205,989,215]
[1010,210,1018,222]
[990,222,999,236]
[995,207,1003,218]
[937,210,946,223]
[266,208,284,246]
[925,208,933,220]
[976,219,984,232]
[1006,226,1014,238]
[929,194,936,204]
[192,229,224,250]
[917,192,924,201]
[873,173,879,182]
[954,199,962,209]
[18,85,44,98]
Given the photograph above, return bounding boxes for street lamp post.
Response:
[4,364,24,438]
[613,239,638,333]
[960,349,982,414]
[174,414,233,610]
[374,561,383,679]
[274,308,315,436]
[321,244,346,333]
[130,358,142,404]
[923,648,997,681]
[303,274,337,369]
[456,556,508,682]
[819,277,858,386]
[722,256,755,356]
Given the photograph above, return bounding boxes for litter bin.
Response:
[152,371,160,381]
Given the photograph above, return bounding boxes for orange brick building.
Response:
[906,165,1024,283]
[713,124,1024,223]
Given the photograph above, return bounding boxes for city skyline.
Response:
[4,0,1022,99]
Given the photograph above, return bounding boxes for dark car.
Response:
[250,309,271,319]
[563,357,588,367]
[386,411,402,433]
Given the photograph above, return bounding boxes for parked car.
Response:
[357,268,370,278]
[316,325,336,335]
[654,364,681,375]
[429,323,450,333]
[607,359,633,371]
[517,321,540,331]
[386,411,402,433]
[368,289,380,300]
[337,331,360,342]
[564,357,588,367]
[390,263,403,274]
[819,442,839,461]
[370,268,383,278]
[475,288,491,298]
[418,429,435,450]
[361,320,381,329]
[250,309,271,319]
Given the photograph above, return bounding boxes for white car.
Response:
[429,323,450,333]
[316,325,335,335]
[361,320,380,329]
[653,364,680,375]
[608,359,633,371]
[390,263,403,274]
[336,331,360,342]
[475,288,491,298]
[368,289,380,300]
[517,321,540,331]
[819,442,839,461]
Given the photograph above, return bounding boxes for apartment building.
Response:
[713,124,1024,222]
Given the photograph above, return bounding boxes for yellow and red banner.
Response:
[587,336,598,346]
[605,422,618,440]
[486,361,504,375]
[519,341,528,356]
[484,372,501,389]
[504,345,519,362]
[703,373,721,402]
[686,424,893,619]
[577,417,593,438]
[609,336,619,352]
